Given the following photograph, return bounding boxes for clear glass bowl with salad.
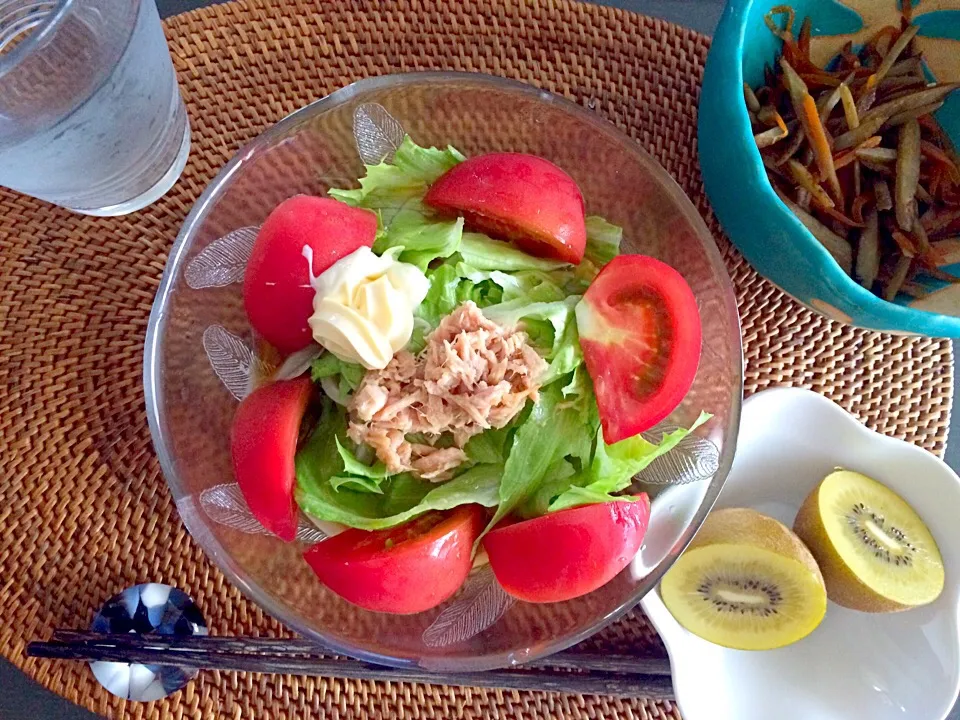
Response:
[146,73,743,670]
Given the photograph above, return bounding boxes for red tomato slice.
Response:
[576,255,701,444]
[483,495,651,603]
[304,505,486,614]
[424,153,587,264]
[230,377,313,542]
[243,196,377,354]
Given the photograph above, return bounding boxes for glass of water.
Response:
[0,0,190,216]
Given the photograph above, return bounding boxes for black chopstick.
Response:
[27,631,674,699]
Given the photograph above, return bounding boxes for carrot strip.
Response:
[801,73,843,88]
[918,113,943,135]
[804,94,844,203]
[931,166,945,200]
[851,193,872,224]
[892,229,918,257]
[867,25,898,60]
[817,203,865,228]
[835,142,882,171]
[781,58,844,205]
[922,140,960,177]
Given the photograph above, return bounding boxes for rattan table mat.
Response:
[0,0,953,718]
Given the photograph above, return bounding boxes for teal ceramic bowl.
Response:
[700,0,960,335]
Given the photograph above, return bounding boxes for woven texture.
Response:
[0,0,952,718]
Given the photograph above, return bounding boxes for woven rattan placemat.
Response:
[0,1,953,718]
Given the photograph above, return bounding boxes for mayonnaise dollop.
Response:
[307,246,429,369]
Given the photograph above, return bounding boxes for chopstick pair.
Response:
[27,631,674,698]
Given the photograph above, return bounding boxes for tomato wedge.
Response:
[304,505,486,614]
[424,153,587,264]
[483,495,651,603]
[230,377,313,542]
[576,254,701,444]
[243,195,377,354]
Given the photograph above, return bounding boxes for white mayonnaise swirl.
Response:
[307,246,429,369]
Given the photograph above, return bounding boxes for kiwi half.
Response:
[660,508,827,650]
[793,469,944,613]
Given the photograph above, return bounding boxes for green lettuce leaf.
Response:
[463,415,522,465]
[480,382,585,539]
[392,137,467,183]
[311,355,365,393]
[373,200,464,271]
[410,262,508,350]
[483,296,579,332]
[288,401,390,496]
[416,263,461,329]
[457,265,567,304]
[458,233,570,272]
[547,411,713,512]
[548,485,642,509]
[483,296,582,384]
[455,276,503,308]
[297,456,502,530]
[328,137,464,225]
[584,215,623,267]
[516,369,599,517]
[335,437,389,479]
[540,308,583,385]
[329,475,385,494]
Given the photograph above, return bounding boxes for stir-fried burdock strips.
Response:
[748,4,960,308]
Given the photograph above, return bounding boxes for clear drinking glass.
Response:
[0,0,190,215]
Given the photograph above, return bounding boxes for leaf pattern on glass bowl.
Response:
[202,324,271,401]
[422,565,515,647]
[184,226,259,289]
[635,425,720,485]
[199,483,328,544]
[353,103,405,165]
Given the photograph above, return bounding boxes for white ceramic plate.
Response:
[642,387,960,720]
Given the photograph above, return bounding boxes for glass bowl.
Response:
[145,72,743,671]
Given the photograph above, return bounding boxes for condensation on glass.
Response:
[0,0,190,215]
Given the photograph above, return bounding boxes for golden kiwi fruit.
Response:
[660,508,827,650]
[793,469,944,613]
